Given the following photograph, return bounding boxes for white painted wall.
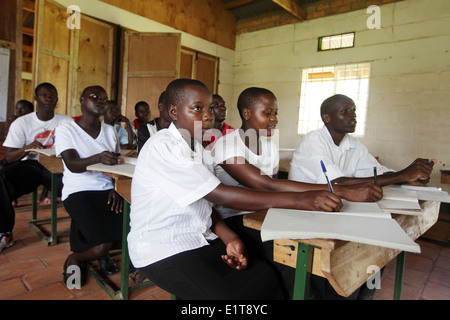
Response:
[231,0,450,183]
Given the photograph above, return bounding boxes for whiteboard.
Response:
[0,48,10,122]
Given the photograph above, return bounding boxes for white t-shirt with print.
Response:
[3,112,73,160]
[54,121,120,201]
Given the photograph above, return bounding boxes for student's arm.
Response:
[60,149,121,173]
[5,140,45,163]
[220,157,383,202]
[332,158,434,187]
[205,182,342,213]
[117,115,135,149]
[211,210,247,270]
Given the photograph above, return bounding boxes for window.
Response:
[298,63,371,136]
[318,32,355,51]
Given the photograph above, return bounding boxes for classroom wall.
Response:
[229,0,450,183]
[54,0,236,109]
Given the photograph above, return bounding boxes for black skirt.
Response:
[63,190,123,253]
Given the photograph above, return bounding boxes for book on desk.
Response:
[260,186,448,254]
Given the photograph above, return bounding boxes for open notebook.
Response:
[261,207,420,253]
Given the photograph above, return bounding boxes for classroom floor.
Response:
[0,195,449,300]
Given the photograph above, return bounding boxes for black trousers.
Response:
[139,238,286,300]
[0,160,62,233]
[224,215,378,300]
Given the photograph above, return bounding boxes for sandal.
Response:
[99,256,119,275]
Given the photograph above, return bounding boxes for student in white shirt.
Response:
[128,79,343,300]
[0,83,72,252]
[211,87,383,299]
[103,100,134,150]
[55,86,124,287]
[288,94,434,186]
[136,91,171,153]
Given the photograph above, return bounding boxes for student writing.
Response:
[128,79,342,300]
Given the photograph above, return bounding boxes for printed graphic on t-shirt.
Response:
[35,129,55,148]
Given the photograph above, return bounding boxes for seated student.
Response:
[55,86,124,287]
[4,100,34,134]
[288,94,434,186]
[136,91,171,153]
[128,79,343,300]
[132,101,150,130]
[0,83,73,252]
[103,100,134,150]
[210,87,383,299]
[2,100,35,205]
[204,94,235,147]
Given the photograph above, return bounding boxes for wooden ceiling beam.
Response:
[23,0,35,13]
[272,0,306,20]
[224,0,257,10]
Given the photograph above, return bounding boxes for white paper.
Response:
[261,208,420,253]
[340,200,391,219]
[400,185,450,203]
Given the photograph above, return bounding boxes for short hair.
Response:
[35,82,57,96]
[80,85,106,100]
[16,100,34,112]
[158,91,166,105]
[134,101,149,112]
[320,94,353,115]
[237,87,274,118]
[165,78,210,111]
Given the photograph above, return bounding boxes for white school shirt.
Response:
[128,123,221,268]
[54,121,120,201]
[288,126,391,184]
[211,129,279,219]
[3,112,73,160]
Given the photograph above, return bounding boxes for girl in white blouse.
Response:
[128,79,344,300]
[55,86,124,287]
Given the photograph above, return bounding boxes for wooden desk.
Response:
[243,200,440,300]
[86,160,153,300]
[27,149,69,245]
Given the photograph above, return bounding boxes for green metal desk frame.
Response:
[28,172,70,246]
[292,242,406,300]
[87,200,153,300]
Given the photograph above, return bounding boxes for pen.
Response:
[373,166,378,185]
[320,160,334,193]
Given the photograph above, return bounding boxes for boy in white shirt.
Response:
[288,94,434,186]
[0,83,72,252]
[128,79,343,300]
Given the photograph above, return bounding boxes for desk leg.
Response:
[50,173,58,245]
[393,251,405,300]
[32,189,37,220]
[293,243,313,300]
[120,200,131,300]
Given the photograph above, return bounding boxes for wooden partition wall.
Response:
[121,32,180,121]
[33,0,114,116]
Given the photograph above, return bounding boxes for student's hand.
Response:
[401,158,434,184]
[300,191,343,212]
[107,190,123,214]
[25,140,45,150]
[98,151,120,165]
[335,182,383,202]
[221,238,248,271]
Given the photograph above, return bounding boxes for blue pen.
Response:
[320,160,334,193]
